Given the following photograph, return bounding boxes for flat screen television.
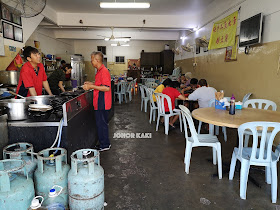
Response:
[239,13,263,47]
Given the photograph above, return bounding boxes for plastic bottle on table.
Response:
[229,94,235,115]
[42,186,66,210]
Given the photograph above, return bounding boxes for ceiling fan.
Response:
[111,42,130,47]
[98,27,131,41]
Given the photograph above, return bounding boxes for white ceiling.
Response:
[47,0,215,15]
[42,0,233,41]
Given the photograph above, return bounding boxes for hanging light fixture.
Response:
[100,0,150,9]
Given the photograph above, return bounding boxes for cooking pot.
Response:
[27,95,54,105]
[0,99,30,120]
[0,71,20,85]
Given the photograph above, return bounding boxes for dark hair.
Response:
[198,79,208,87]
[61,60,66,64]
[190,78,198,85]
[170,81,180,88]
[162,78,172,87]
[63,64,72,71]
[23,46,39,60]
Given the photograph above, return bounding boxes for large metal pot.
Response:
[27,95,54,105]
[0,99,30,120]
[0,71,20,85]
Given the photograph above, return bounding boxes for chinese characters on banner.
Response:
[208,11,239,50]
[225,36,239,61]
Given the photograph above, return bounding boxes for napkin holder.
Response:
[215,100,226,110]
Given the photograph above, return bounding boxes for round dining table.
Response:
[192,107,280,186]
[192,107,280,129]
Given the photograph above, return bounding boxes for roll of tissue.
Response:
[220,98,230,107]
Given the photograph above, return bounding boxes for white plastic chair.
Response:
[155,93,182,135]
[243,99,277,147]
[139,85,149,112]
[179,105,222,179]
[114,82,127,104]
[198,98,227,141]
[229,121,280,203]
[146,82,158,89]
[125,81,133,102]
[242,93,252,104]
[146,88,158,124]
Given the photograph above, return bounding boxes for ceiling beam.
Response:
[53,29,180,41]
[57,13,198,29]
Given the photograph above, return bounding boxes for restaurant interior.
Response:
[0,0,280,209]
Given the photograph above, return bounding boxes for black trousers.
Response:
[95,110,110,148]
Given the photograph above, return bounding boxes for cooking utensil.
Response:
[29,104,53,112]
[27,95,54,105]
[0,71,20,85]
[8,91,25,99]
[0,98,30,120]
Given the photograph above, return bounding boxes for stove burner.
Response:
[28,109,53,121]
[50,95,78,118]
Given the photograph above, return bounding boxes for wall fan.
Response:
[1,0,46,18]
[181,43,193,52]
[172,47,181,55]
[195,36,209,47]
[98,27,131,41]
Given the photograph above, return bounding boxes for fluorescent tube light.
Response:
[111,44,130,46]
[100,2,150,9]
[105,38,130,42]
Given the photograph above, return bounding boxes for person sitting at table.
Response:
[181,78,198,95]
[162,81,186,129]
[186,79,216,108]
[184,72,192,86]
[178,75,187,89]
[152,78,172,103]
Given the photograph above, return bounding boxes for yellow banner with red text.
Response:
[208,11,238,50]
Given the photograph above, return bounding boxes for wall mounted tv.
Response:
[239,13,263,47]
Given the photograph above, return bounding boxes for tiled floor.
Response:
[100,93,279,209]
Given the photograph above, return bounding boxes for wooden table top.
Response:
[192,107,280,128]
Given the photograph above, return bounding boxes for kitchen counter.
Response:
[8,83,115,159]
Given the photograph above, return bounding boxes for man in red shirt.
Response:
[162,81,186,129]
[83,51,112,151]
[16,46,52,97]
